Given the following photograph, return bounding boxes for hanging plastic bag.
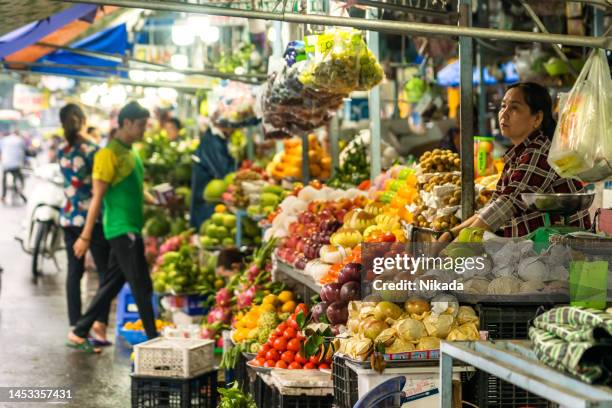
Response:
[299,30,364,94]
[548,49,612,182]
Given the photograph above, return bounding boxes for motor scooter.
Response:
[16,162,65,283]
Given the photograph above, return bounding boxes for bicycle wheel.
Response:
[31,221,50,283]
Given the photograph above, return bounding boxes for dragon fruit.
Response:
[207,306,231,324]
[215,288,231,307]
[247,264,260,282]
[216,337,224,348]
[160,235,183,255]
[201,326,216,339]
[237,286,257,309]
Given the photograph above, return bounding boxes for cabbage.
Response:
[385,338,415,354]
[487,276,521,295]
[394,318,426,342]
[517,257,548,281]
[423,313,454,338]
[416,336,440,350]
[463,277,491,294]
[456,306,479,325]
[447,323,480,341]
[520,280,545,293]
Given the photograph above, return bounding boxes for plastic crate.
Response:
[131,369,218,408]
[116,283,160,328]
[477,305,546,340]
[332,354,359,408]
[476,371,556,408]
[250,371,276,408]
[135,338,215,378]
[474,305,554,408]
[274,390,333,408]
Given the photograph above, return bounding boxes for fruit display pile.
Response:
[231,290,297,352]
[338,298,480,360]
[199,205,261,248]
[138,130,198,187]
[266,135,332,181]
[151,233,218,294]
[123,319,174,332]
[250,304,334,370]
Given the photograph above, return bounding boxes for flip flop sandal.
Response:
[88,337,113,347]
[66,339,102,354]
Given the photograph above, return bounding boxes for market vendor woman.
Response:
[439,82,591,241]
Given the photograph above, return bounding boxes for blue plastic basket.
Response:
[118,327,149,346]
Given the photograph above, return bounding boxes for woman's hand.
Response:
[437,231,454,244]
[73,237,90,259]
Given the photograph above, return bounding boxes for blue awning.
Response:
[0,4,98,59]
[32,24,129,78]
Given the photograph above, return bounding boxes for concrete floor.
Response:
[0,202,132,408]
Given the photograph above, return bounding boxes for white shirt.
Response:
[0,134,26,170]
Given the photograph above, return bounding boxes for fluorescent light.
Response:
[171,54,189,70]
[172,23,195,46]
[202,26,220,43]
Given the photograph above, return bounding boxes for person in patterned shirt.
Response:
[58,104,112,345]
[439,82,590,241]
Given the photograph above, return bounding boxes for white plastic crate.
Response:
[134,337,214,378]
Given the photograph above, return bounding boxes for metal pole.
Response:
[330,115,340,178]
[0,68,207,91]
[594,7,604,36]
[246,126,255,162]
[459,0,475,220]
[55,0,612,49]
[367,9,382,181]
[477,0,487,136]
[301,132,310,184]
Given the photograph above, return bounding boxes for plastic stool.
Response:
[353,376,406,408]
[115,283,159,329]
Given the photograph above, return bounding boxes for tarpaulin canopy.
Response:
[32,24,129,78]
[0,4,98,59]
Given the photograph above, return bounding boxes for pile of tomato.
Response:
[250,304,332,370]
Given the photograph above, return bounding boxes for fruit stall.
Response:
[3,1,609,407]
[117,11,610,408]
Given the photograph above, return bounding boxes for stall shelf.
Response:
[440,340,612,408]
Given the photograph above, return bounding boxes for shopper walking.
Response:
[68,101,157,353]
[58,104,112,345]
[0,131,27,203]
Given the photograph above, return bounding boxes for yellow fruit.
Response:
[214,279,225,289]
[281,301,297,313]
[278,291,294,303]
[235,320,247,329]
[234,328,250,343]
[215,204,227,213]
[260,303,276,313]
[262,294,278,305]
[244,316,258,329]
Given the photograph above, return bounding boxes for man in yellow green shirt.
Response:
[67,101,157,352]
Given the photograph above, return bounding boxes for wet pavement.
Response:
[0,202,132,407]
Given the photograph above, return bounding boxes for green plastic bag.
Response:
[569,260,608,310]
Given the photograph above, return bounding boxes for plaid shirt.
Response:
[478,131,591,237]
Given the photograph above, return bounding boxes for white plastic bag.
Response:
[548,49,612,182]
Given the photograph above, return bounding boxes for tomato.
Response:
[287,338,301,352]
[318,363,330,370]
[287,315,299,330]
[295,352,308,365]
[309,355,320,364]
[295,304,309,315]
[275,360,288,369]
[256,357,266,366]
[283,327,297,340]
[268,333,279,343]
[265,349,280,362]
[288,362,302,370]
[276,322,288,332]
[273,337,288,352]
[281,351,295,364]
[260,344,271,354]
[303,362,317,369]
[381,232,397,242]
